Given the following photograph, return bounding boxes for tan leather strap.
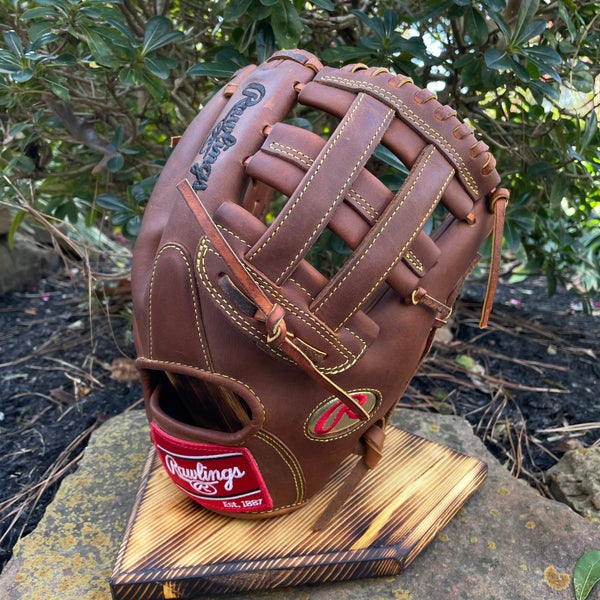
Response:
[177,179,370,421]
[480,188,509,328]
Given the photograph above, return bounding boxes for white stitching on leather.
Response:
[312,147,453,329]
[319,74,478,196]
[336,163,454,329]
[197,238,367,375]
[255,430,305,503]
[248,96,367,262]
[248,95,394,285]
[148,244,211,368]
[274,104,394,285]
[268,141,312,167]
[136,357,266,423]
[405,249,424,272]
[346,188,379,221]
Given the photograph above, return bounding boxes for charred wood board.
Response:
[110,426,486,599]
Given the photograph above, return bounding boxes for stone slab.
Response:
[0,232,59,296]
[1,408,599,600]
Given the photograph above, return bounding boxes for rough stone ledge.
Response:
[1,408,598,600]
[0,231,59,296]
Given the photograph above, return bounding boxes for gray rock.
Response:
[1,409,599,600]
[0,206,12,236]
[0,231,58,296]
[546,447,600,519]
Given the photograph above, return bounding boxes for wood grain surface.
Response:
[111,426,487,600]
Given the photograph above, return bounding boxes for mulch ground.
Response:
[0,270,598,573]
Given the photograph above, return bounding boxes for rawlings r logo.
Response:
[306,391,380,440]
[191,82,266,191]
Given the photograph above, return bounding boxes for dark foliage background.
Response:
[0,0,598,300]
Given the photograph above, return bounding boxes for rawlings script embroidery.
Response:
[190,82,266,191]
[164,454,246,496]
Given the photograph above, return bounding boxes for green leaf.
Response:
[373,145,409,177]
[96,194,129,212]
[455,354,476,370]
[512,0,539,45]
[488,11,512,45]
[107,153,125,171]
[188,46,250,78]
[529,79,560,101]
[580,112,598,152]
[255,21,276,63]
[29,32,61,52]
[511,56,531,82]
[320,44,372,64]
[21,6,58,20]
[142,71,168,102]
[524,46,562,81]
[383,10,399,37]
[144,54,177,79]
[225,0,252,20]
[118,66,141,86]
[123,215,142,237]
[572,68,594,93]
[311,0,334,9]
[557,1,577,40]
[463,7,489,46]
[351,10,385,38]
[81,25,121,66]
[35,0,69,7]
[188,61,239,78]
[8,210,27,250]
[485,48,513,71]
[271,1,303,48]
[11,69,35,83]
[514,18,547,46]
[0,50,23,72]
[3,30,24,57]
[43,78,70,101]
[259,0,279,5]
[142,16,182,55]
[483,0,504,11]
[524,45,562,67]
[240,20,257,53]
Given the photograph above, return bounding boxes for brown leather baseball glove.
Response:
[131,49,508,526]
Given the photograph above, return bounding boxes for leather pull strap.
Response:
[177,179,369,421]
[479,188,509,328]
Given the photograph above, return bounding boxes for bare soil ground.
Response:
[0,271,598,573]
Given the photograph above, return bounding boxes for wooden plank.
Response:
[111,426,486,599]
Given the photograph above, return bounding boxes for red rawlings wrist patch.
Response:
[150,423,273,513]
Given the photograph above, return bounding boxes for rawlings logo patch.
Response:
[306,391,380,440]
[151,423,273,513]
[191,82,266,191]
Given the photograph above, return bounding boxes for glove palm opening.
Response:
[161,372,252,434]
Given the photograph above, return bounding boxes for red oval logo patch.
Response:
[306,390,380,440]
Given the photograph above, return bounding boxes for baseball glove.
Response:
[131,49,508,526]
